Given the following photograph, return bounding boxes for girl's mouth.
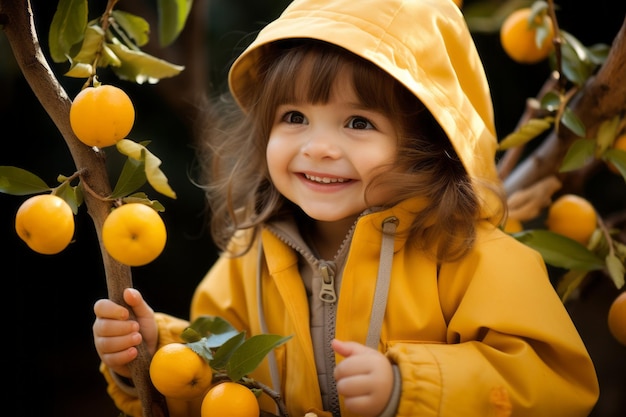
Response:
[304,173,350,184]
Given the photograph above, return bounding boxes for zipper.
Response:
[319,263,337,303]
[318,260,340,416]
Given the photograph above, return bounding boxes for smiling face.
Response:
[266,64,398,224]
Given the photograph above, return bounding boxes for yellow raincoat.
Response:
[101,0,599,416]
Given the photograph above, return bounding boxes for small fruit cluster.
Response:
[149,342,260,417]
[14,84,167,266]
[15,193,166,266]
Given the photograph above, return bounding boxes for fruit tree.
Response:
[1,0,625,416]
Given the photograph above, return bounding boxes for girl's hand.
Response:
[92,288,158,378]
[332,339,394,417]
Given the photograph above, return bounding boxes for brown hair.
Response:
[198,40,503,261]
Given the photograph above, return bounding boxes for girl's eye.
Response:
[347,116,374,130]
[282,111,307,124]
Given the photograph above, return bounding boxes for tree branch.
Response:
[502,15,626,195]
[0,1,167,416]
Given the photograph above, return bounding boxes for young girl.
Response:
[93,1,599,416]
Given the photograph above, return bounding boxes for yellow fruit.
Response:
[102,203,166,266]
[545,194,597,245]
[201,382,260,417]
[500,8,554,64]
[608,133,626,174]
[608,292,626,346]
[70,84,135,148]
[503,217,523,234]
[452,0,463,8]
[149,343,213,400]
[15,194,74,255]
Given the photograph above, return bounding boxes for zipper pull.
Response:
[319,264,337,303]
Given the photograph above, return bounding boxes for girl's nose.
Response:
[301,129,341,159]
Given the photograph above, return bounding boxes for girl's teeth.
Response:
[305,174,346,183]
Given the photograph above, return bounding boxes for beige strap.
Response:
[366,217,398,349]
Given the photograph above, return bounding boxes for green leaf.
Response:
[49,0,88,63]
[0,166,50,195]
[594,116,621,155]
[226,334,293,382]
[529,2,551,50]
[559,138,594,172]
[560,107,586,137]
[556,269,589,302]
[539,91,561,112]
[204,329,244,349]
[560,43,587,87]
[110,156,147,199]
[514,230,605,270]
[210,332,247,370]
[116,139,177,199]
[604,148,626,180]
[157,0,193,47]
[180,327,203,343]
[615,241,626,260]
[560,31,591,63]
[75,181,85,207]
[187,339,214,363]
[55,182,80,214]
[188,316,239,341]
[111,10,151,48]
[586,43,611,66]
[529,0,549,15]
[106,39,185,84]
[559,31,600,87]
[121,193,165,212]
[606,254,625,289]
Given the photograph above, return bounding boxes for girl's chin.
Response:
[302,211,361,224]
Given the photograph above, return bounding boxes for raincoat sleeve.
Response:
[386,231,599,417]
[100,312,191,417]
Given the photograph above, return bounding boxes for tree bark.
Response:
[0,1,166,416]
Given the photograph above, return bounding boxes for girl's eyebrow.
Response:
[351,103,377,110]
[347,102,385,113]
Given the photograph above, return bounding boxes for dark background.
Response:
[0,1,624,416]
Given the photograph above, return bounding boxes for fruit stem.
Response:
[543,0,566,91]
[81,0,121,89]
[78,169,114,202]
[248,379,290,417]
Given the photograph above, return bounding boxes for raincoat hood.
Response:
[228,0,503,219]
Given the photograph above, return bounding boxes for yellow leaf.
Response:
[116,139,177,199]
[498,117,554,150]
[594,115,621,156]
